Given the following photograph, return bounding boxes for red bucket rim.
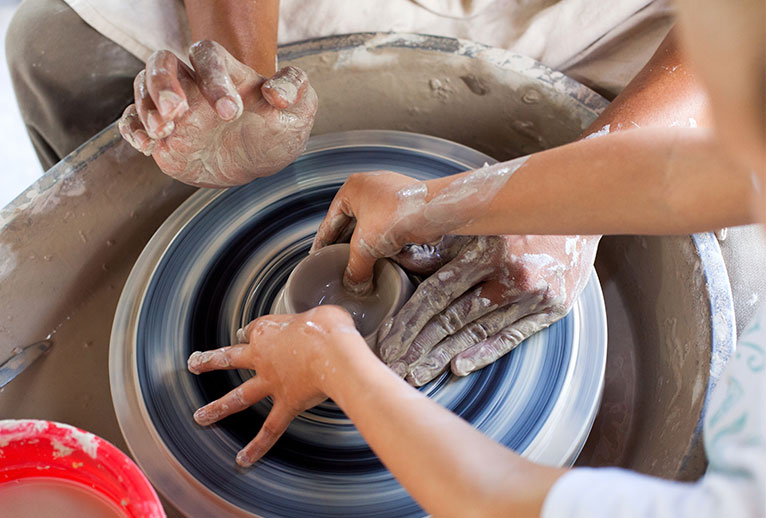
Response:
[0,419,165,518]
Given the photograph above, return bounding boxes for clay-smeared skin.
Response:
[187,307,358,467]
[119,40,318,187]
[381,234,598,385]
[312,169,598,384]
[313,161,525,295]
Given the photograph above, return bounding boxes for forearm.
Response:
[184,0,278,75]
[580,27,710,138]
[322,335,564,518]
[418,128,753,237]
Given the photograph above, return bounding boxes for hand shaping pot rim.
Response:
[271,243,415,348]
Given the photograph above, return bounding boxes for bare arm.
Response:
[326,329,565,518]
[314,127,754,282]
[450,128,753,236]
[184,0,279,75]
[580,27,711,137]
[189,307,564,518]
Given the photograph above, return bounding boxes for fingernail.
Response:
[236,449,253,467]
[158,90,183,118]
[215,97,239,120]
[133,129,149,148]
[193,408,208,424]
[268,80,298,106]
[236,327,246,343]
[410,366,429,386]
[389,361,407,378]
[452,357,475,377]
[187,351,204,373]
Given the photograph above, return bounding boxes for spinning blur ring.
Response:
[110,130,607,517]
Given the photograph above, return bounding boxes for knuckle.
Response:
[498,327,525,346]
[259,422,281,444]
[426,348,452,369]
[249,319,270,339]
[233,387,247,406]
[190,39,217,55]
[464,321,491,343]
[437,308,463,335]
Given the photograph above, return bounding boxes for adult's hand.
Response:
[381,234,599,386]
[119,40,318,187]
[187,306,359,467]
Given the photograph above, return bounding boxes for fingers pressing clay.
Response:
[189,40,245,121]
[451,313,553,377]
[193,377,269,426]
[343,232,380,295]
[262,66,309,110]
[118,104,155,155]
[146,50,189,121]
[236,405,294,467]
[311,200,354,254]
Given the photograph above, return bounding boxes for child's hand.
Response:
[187,306,360,467]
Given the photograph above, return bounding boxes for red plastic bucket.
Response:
[0,419,165,518]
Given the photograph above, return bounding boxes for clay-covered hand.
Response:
[380,234,599,386]
[311,171,445,295]
[118,40,318,187]
[187,306,359,467]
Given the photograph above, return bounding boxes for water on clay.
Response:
[0,478,128,518]
[294,277,384,336]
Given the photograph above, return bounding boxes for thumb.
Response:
[261,66,310,110]
[394,235,473,274]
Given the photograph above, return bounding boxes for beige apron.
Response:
[61,0,673,96]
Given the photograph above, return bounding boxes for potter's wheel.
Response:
[110,130,607,517]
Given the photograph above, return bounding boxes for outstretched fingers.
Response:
[406,302,534,386]
[236,404,295,467]
[187,343,251,374]
[395,285,499,371]
[193,377,269,426]
[451,312,554,377]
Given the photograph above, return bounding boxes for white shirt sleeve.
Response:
[543,305,766,518]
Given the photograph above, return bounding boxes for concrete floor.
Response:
[0,0,43,209]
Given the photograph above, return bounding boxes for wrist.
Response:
[316,326,381,404]
[416,158,529,238]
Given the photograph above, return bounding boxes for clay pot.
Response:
[272,243,414,348]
